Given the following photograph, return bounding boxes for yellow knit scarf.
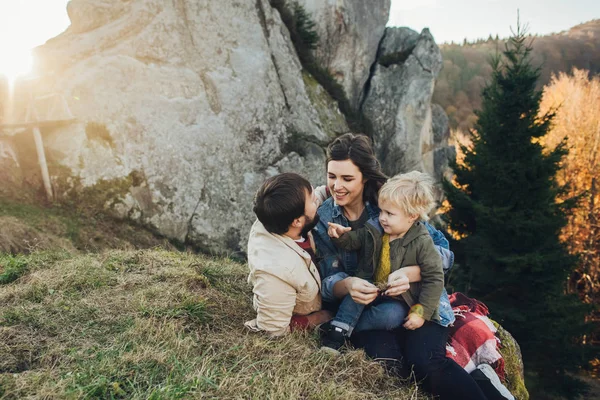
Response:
[374,234,391,284]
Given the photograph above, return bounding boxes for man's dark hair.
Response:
[253,173,312,234]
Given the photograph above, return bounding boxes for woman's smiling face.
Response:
[327,159,366,208]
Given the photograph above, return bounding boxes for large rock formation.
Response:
[362,27,454,180]
[27,0,347,254]
[296,0,391,109]
[3,0,455,255]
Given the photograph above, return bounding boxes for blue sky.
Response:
[388,0,600,43]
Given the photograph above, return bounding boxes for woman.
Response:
[312,133,489,400]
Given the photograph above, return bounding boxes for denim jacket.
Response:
[313,197,455,327]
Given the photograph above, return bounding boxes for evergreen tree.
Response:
[443,24,594,396]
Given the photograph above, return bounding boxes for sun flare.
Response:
[0,47,33,86]
[0,0,70,87]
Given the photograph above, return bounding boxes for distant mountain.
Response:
[433,19,600,132]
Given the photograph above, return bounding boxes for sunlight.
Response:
[0,0,70,86]
[0,0,70,125]
[0,46,33,87]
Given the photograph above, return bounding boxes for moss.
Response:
[493,320,530,400]
[302,72,348,138]
[85,122,115,148]
[50,164,142,215]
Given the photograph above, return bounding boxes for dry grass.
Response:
[0,249,429,399]
[0,198,174,254]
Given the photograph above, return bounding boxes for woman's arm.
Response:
[399,266,421,282]
[312,212,342,281]
[383,266,422,296]
[423,222,455,274]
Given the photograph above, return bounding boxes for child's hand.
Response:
[403,312,425,330]
[327,222,351,238]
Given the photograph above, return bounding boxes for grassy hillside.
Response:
[0,197,173,254]
[0,197,428,399]
[0,249,429,399]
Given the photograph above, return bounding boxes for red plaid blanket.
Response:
[446,292,506,381]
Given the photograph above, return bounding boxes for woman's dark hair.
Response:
[327,133,388,204]
[253,172,312,235]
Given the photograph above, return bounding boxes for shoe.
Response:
[319,323,347,355]
[470,364,515,400]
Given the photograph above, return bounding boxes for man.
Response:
[245,173,331,336]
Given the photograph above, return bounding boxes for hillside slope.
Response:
[0,249,429,399]
[0,195,537,399]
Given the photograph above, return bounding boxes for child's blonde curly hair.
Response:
[378,171,435,221]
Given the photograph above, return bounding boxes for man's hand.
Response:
[403,313,425,330]
[346,277,378,305]
[327,222,351,238]
[385,270,410,296]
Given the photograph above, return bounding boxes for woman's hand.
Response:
[346,277,379,305]
[384,270,410,296]
[327,222,351,238]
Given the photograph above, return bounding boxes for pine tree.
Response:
[443,23,594,396]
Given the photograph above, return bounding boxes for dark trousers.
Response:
[351,322,488,400]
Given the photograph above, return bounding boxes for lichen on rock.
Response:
[493,320,530,400]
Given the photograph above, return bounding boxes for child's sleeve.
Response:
[331,227,365,251]
[415,237,445,321]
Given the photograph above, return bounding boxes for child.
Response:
[321,171,448,352]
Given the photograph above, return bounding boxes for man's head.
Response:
[253,173,319,236]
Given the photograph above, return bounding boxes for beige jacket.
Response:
[245,220,322,336]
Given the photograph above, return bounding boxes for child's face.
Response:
[378,200,418,238]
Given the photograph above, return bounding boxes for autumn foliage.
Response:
[540,69,600,344]
[434,19,600,133]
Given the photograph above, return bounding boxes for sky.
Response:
[0,0,599,80]
[388,0,600,43]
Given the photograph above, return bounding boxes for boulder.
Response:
[11,0,454,255]
[361,27,451,179]
[295,0,391,109]
[494,321,530,400]
[431,103,456,182]
[28,0,347,254]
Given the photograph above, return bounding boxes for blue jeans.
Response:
[323,272,455,328]
[330,295,409,335]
